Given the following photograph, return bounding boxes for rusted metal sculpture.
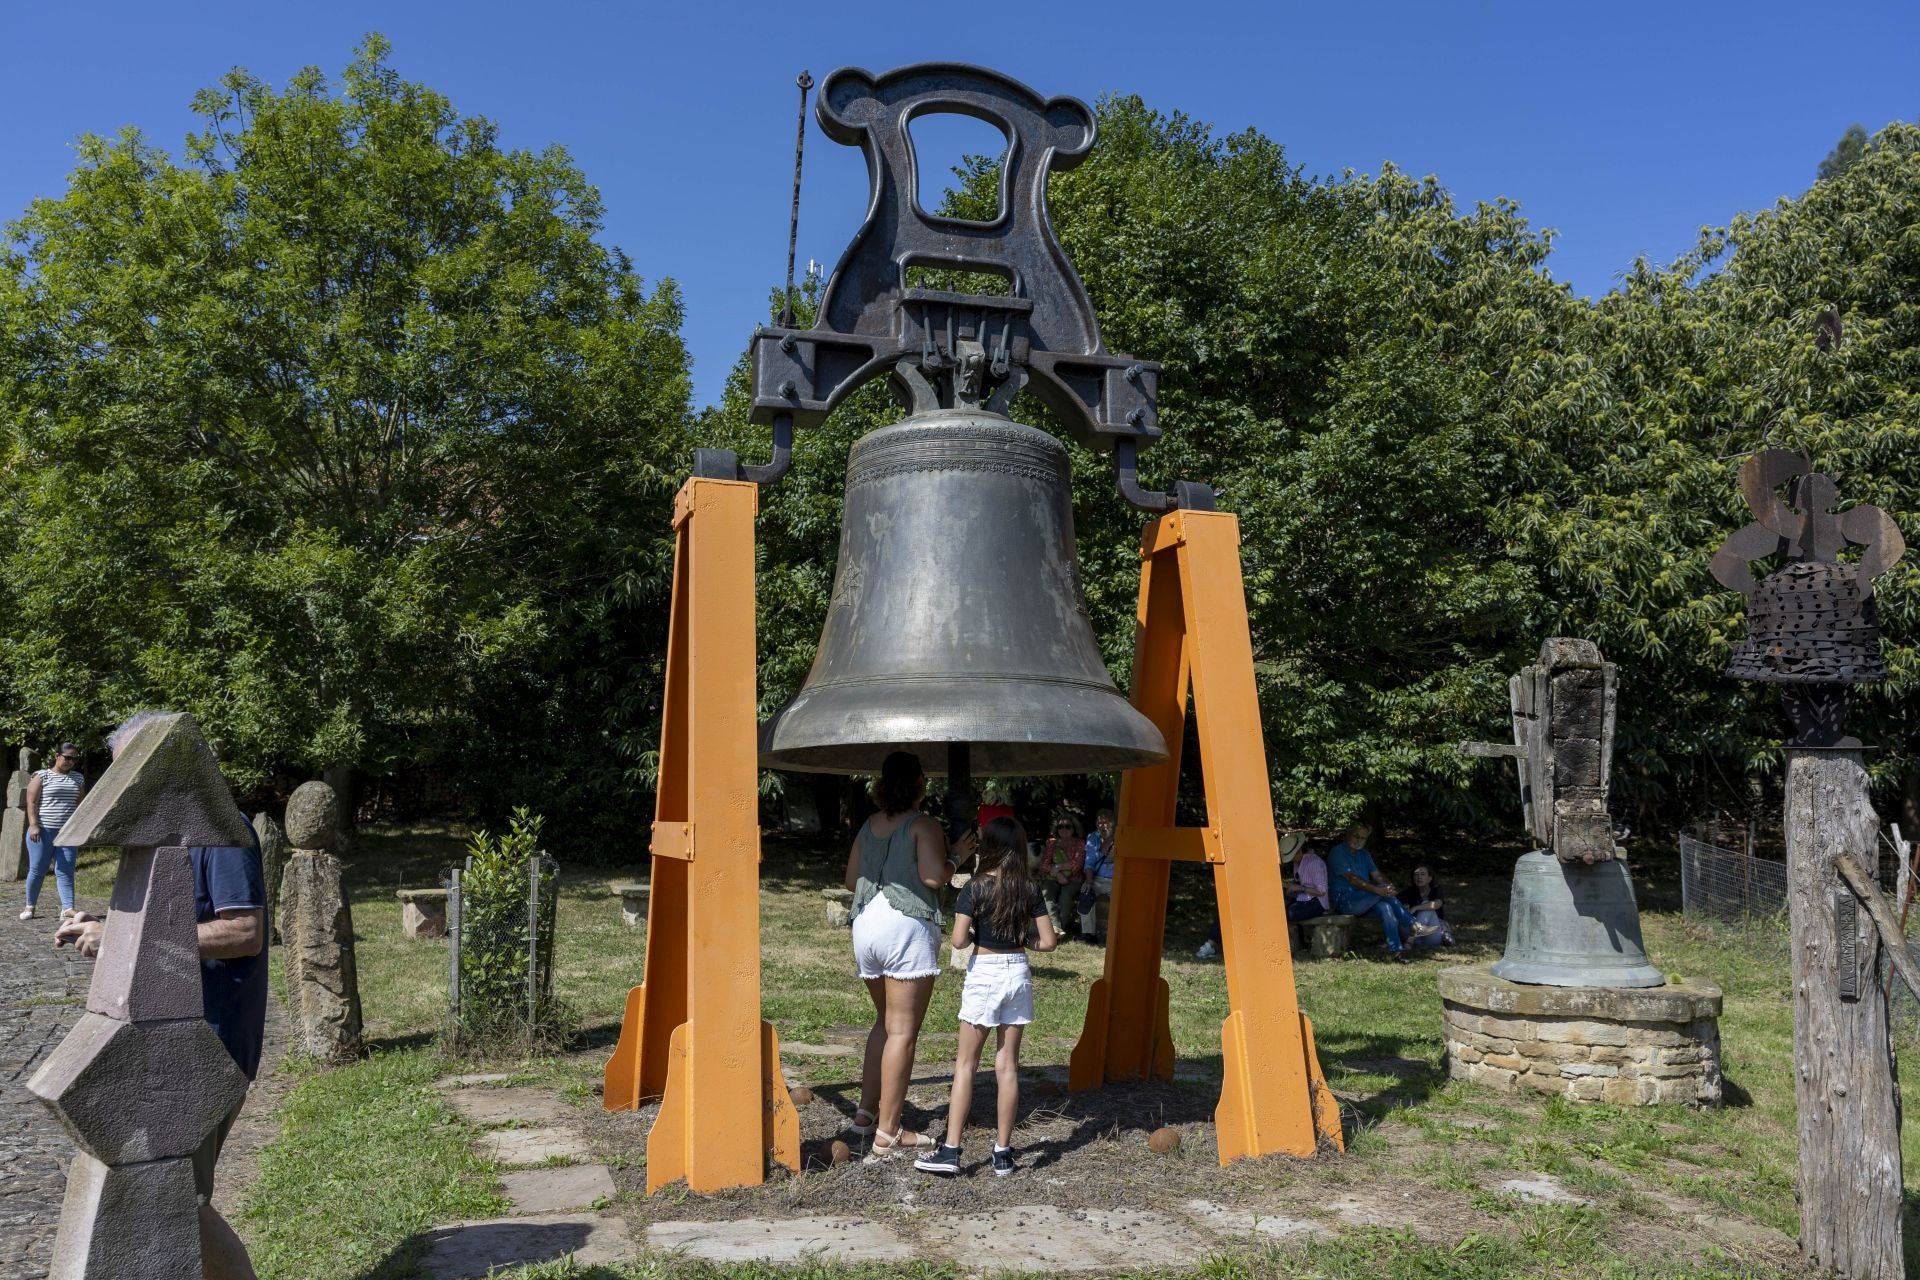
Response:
[1712,449,1904,747]
[1715,449,1908,1278]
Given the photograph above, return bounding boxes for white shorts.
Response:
[852,892,941,981]
[957,952,1034,1027]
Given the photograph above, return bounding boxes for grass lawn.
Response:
[215,825,1920,1279]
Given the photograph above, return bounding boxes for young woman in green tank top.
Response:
[842,750,977,1159]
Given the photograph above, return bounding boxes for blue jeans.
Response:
[1410,908,1452,946]
[1342,892,1415,953]
[26,824,77,912]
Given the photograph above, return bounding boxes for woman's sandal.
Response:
[863,1128,936,1164]
[849,1109,877,1138]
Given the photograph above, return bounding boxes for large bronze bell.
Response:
[1492,853,1665,988]
[760,409,1168,776]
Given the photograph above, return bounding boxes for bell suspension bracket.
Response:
[742,62,1214,511]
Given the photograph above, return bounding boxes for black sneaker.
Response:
[991,1146,1017,1177]
[914,1144,963,1175]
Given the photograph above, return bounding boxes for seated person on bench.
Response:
[1196,832,1326,959]
[1289,840,1330,922]
[1328,823,1420,963]
[1397,864,1453,946]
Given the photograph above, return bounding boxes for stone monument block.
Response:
[2,746,34,882]
[281,784,363,1061]
[84,847,205,1024]
[1549,669,1604,734]
[256,811,289,944]
[48,1154,202,1280]
[29,1013,246,1163]
[1,807,26,883]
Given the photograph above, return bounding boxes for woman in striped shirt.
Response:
[20,742,86,921]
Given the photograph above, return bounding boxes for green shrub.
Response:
[452,807,568,1050]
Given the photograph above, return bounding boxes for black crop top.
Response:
[953,877,1049,951]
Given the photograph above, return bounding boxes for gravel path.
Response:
[0,897,289,1279]
[0,908,96,1280]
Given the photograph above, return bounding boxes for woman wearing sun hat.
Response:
[20,742,86,921]
[1196,830,1316,959]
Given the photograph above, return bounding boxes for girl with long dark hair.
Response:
[916,815,1057,1177]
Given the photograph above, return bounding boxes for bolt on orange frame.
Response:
[602,476,799,1193]
[1069,508,1343,1162]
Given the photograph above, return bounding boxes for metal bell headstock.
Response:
[744,63,1211,513]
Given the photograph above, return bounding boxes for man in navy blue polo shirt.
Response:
[57,712,267,1279]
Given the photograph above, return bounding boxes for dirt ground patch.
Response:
[569,1050,1810,1276]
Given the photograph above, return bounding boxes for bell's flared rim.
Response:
[758,675,1169,777]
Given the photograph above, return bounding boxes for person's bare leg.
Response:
[876,975,935,1141]
[858,976,887,1123]
[943,1021,990,1148]
[993,1025,1024,1149]
[199,1203,257,1280]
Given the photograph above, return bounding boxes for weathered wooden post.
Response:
[1713,449,1909,1278]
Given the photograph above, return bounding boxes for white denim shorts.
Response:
[852,891,942,981]
[957,952,1035,1027]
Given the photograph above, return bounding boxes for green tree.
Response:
[717,98,1556,828]
[0,38,690,834]
[1818,123,1869,182]
[1517,122,1920,823]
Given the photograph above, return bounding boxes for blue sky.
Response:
[5,1,1915,409]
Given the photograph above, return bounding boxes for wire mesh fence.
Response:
[1678,831,1920,1040]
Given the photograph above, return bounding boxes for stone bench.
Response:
[1298,913,1356,958]
[613,881,648,927]
[822,887,853,929]
[395,887,447,939]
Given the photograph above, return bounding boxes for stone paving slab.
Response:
[1501,1175,1593,1206]
[650,1215,918,1263]
[477,1126,592,1166]
[447,1085,569,1126]
[417,1212,632,1279]
[920,1205,1203,1271]
[502,1163,616,1214]
[1183,1198,1329,1241]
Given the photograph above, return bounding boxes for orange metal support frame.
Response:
[603,476,800,1193]
[1069,508,1344,1162]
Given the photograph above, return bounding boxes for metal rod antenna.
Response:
[781,70,814,329]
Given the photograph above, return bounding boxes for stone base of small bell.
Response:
[1438,964,1724,1107]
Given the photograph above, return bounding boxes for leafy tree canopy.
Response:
[0,37,690,827]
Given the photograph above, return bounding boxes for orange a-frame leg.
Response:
[1069,508,1342,1162]
[602,476,800,1193]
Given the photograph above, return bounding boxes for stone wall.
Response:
[1438,964,1723,1107]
